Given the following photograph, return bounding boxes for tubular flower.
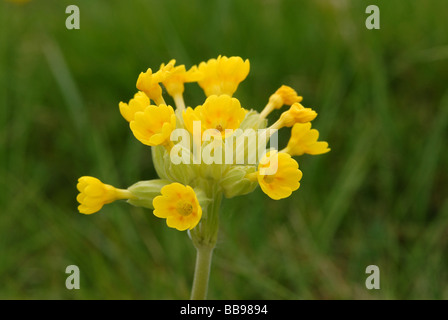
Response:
[282,122,330,156]
[130,104,176,149]
[246,151,302,200]
[136,63,173,105]
[161,60,202,97]
[197,55,250,97]
[183,94,247,138]
[270,102,317,129]
[119,91,150,122]
[76,176,133,214]
[153,183,202,231]
[260,85,303,119]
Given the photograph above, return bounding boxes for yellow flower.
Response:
[183,95,247,138]
[197,55,250,97]
[246,151,302,200]
[161,60,202,97]
[152,183,202,231]
[136,63,173,105]
[76,176,133,214]
[282,122,330,156]
[260,85,303,119]
[271,85,303,107]
[270,102,317,129]
[119,91,150,122]
[130,104,176,148]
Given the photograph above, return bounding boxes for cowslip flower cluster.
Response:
[76,55,329,299]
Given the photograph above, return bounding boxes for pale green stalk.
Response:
[189,185,222,300]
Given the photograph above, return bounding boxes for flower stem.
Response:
[259,102,274,119]
[173,93,186,111]
[190,244,214,300]
[189,184,222,300]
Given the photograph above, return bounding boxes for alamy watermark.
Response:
[365,265,380,290]
[365,5,380,30]
[65,265,80,290]
[169,122,279,173]
[66,5,80,30]
[65,5,380,30]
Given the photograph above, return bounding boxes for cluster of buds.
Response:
[76,55,330,249]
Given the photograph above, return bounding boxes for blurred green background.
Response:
[1,0,447,299]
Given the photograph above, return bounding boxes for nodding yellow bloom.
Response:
[152,183,202,231]
[271,85,303,107]
[76,176,133,214]
[130,104,176,149]
[197,55,250,97]
[260,85,303,119]
[119,91,150,122]
[270,102,317,130]
[136,64,173,105]
[246,151,302,200]
[282,122,330,156]
[161,60,202,98]
[183,95,247,138]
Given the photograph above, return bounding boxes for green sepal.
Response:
[193,187,212,209]
[152,146,170,180]
[239,110,267,130]
[127,179,171,209]
[220,165,258,198]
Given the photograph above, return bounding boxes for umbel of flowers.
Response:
[76,56,330,299]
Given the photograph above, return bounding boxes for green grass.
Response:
[1,0,448,299]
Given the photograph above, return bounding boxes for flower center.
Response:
[176,200,193,216]
[215,124,224,132]
[263,175,275,184]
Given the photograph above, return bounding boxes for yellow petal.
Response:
[197,56,250,97]
[130,105,175,146]
[285,123,330,156]
[152,183,202,231]
[257,151,302,200]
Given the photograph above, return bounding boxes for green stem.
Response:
[189,183,222,300]
[190,245,214,300]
